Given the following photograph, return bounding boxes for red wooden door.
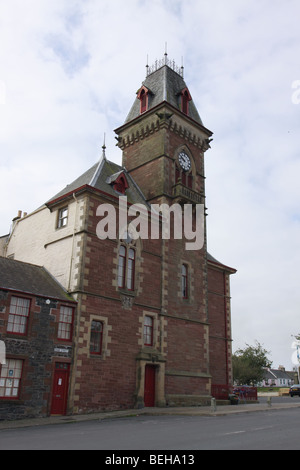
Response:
[51,363,70,415]
[144,365,156,407]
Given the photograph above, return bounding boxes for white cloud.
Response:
[1,0,300,369]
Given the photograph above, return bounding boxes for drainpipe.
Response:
[223,271,229,386]
[68,193,79,291]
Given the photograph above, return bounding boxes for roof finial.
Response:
[102,133,106,160]
[146,54,149,76]
[164,42,168,64]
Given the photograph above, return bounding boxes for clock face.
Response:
[178,152,191,172]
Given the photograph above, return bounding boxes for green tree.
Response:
[233,341,272,385]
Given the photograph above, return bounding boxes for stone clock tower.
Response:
[2,54,235,414]
[115,54,213,208]
[115,54,216,406]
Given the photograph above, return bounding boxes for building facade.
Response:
[1,56,236,417]
[0,257,76,420]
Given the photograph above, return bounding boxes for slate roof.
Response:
[0,257,75,302]
[264,368,293,381]
[125,64,203,125]
[207,252,237,273]
[47,154,150,208]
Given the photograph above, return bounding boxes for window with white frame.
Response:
[57,207,68,228]
[7,296,30,335]
[118,244,136,291]
[143,315,154,346]
[0,359,23,399]
[58,306,73,341]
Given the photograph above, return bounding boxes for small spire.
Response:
[164,42,168,64]
[102,133,106,160]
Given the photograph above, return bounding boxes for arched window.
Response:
[180,87,192,115]
[137,86,149,114]
[118,245,126,288]
[175,149,193,189]
[175,164,193,189]
[127,248,135,291]
[118,239,136,292]
[140,89,147,113]
[143,316,153,346]
[182,90,189,115]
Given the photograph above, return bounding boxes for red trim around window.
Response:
[181,87,192,115]
[57,306,74,342]
[137,86,149,114]
[7,296,31,336]
[0,358,24,400]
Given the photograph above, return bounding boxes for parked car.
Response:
[289,385,300,397]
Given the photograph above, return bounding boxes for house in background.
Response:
[0,55,236,418]
[261,366,295,388]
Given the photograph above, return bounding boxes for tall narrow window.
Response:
[181,88,191,115]
[118,243,136,292]
[144,316,153,346]
[137,86,149,114]
[0,359,23,399]
[118,245,126,288]
[182,91,189,114]
[90,320,103,355]
[7,296,30,335]
[140,89,147,113]
[127,248,135,291]
[182,264,188,299]
[58,306,73,341]
[57,207,68,228]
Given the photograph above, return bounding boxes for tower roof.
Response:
[46,154,150,208]
[0,257,75,302]
[125,55,203,125]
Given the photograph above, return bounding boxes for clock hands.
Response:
[179,152,191,171]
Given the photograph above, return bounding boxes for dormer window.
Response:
[113,174,129,195]
[180,87,192,115]
[107,171,129,195]
[137,86,150,114]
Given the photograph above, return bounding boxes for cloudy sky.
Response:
[1,0,300,370]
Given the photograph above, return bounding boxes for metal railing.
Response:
[211,384,258,401]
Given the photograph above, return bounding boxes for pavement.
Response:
[1,398,300,430]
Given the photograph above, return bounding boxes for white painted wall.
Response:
[5,195,87,291]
